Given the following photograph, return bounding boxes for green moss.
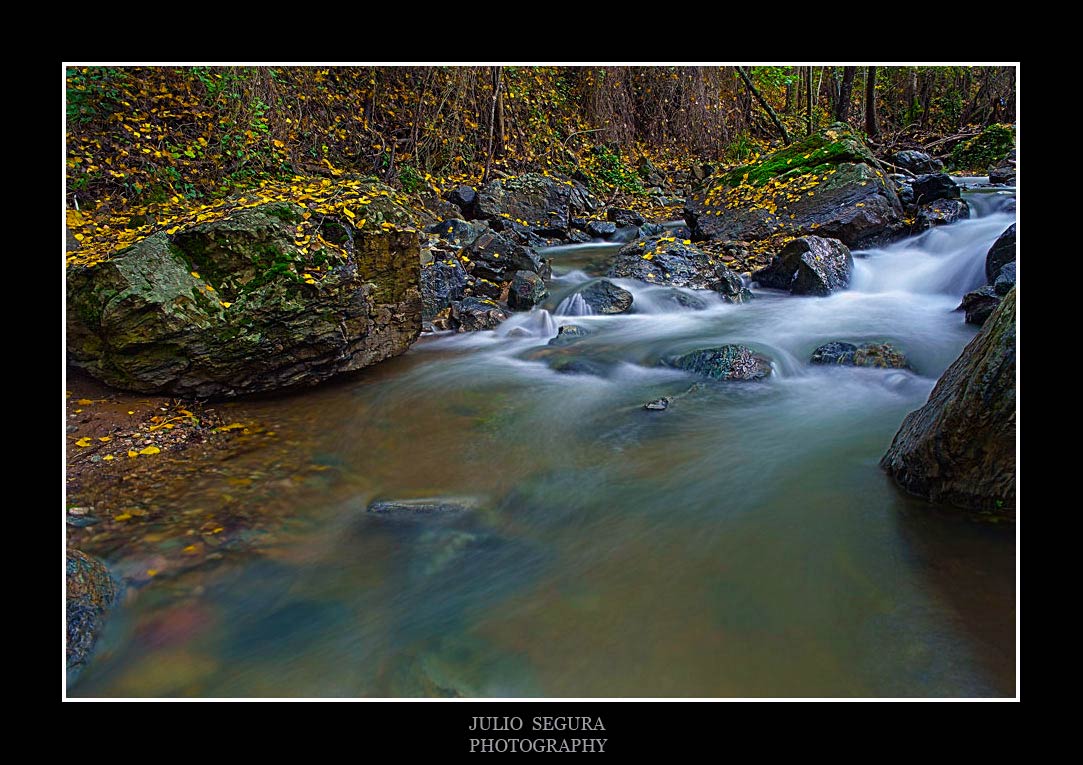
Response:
[262,202,304,224]
[719,124,872,188]
[950,123,1014,170]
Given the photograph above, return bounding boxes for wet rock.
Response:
[753,236,853,296]
[916,198,970,228]
[421,256,469,321]
[67,549,117,676]
[643,397,669,410]
[67,201,422,398]
[638,222,666,237]
[611,224,642,243]
[368,498,474,516]
[507,270,549,310]
[474,173,598,238]
[891,174,915,207]
[988,154,1016,185]
[445,185,477,215]
[881,288,1016,514]
[653,289,709,311]
[425,218,483,249]
[572,279,634,314]
[585,220,618,239]
[957,286,1001,326]
[994,262,1016,295]
[462,230,550,283]
[567,230,592,244]
[686,123,904,249]
[810,341,909,369]
[890,150,944,175]
[452,297,508,332]
[810,341,857,365]
[549,356,610,377]
[607,207,646,227]
[607,238,751,302]
[671,345,772,381]
[548,324,591,346]
[985,224,1016,283]
[911,173,960,204]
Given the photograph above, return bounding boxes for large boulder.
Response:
[425,218,483,249]
[571,279,634,314]
[670,345,772,381]
[685,123,904,249]
[67,549,117,676]
[890,150,943,175]
[607,237,751,302]
[462,229,550,283]
[474,173,599,238]
[752,236,854,296]
[911,173,960,204]
[452,297,507,332]
[67,203,422,398]
[881,289,1016,513]
[420,256,469,320]
[985,224,1016,282]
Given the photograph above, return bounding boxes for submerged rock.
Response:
[957,286,1001,326]
[507,270,549,310]
[607,238,751,302]
[810,341,910,369]
[753,236,854,296]
[67,202,422,398]
[67,549,117,676]
[671,345,772,381]
[452,297,508,332]
[685,123,904,248]
[985,224,1016,283]
[548,324,591,346]
[881,288,1016,513]
[572,279,634,314]
[643,397,670,410]
[368,498,475,516]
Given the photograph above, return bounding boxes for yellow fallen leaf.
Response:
[138,445,161,455]
[74,437,91,447]
[342,208,356,219]
[191,271,200,279]
[76,398,94,406]
[114,513,132,521]
[103,455,115,461]
[127,410,135,415]
[128,450,138,458]
[220,301,232,308]
[146,569,158,577]
[98,436,112,442]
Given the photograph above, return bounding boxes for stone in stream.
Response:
[548,324,592,346]
[753,236,854,296]
[452,297,508,332]
[67,549,118,677]
[607,238,751,303]
[994,262,1016,295]
[367,498,475,516]
[643,397,670,411]
[507,270,549,310]
[67,200,422,398]
[911,173,960,204]
[462,229,551,283]
[890,150,943,175]
[685,123,905,249]
[420,256,470,321]
[916,198,970,229]
[988,152,1016,185]
[585,220,618,239]
[572,279,634,314]
[810,341,910,369]
[985,224,1016,283]
[881,288,1016,514]
[671,345,772,381]
[957,286,1002,326]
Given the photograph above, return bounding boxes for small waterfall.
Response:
[556,293,595,317]
[498,308,557,339]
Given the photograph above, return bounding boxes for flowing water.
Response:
[72,190,1017,698]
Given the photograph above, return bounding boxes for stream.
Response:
[71,186,1016,698]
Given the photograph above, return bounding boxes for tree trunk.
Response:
[735,65,790,145]
[836,66,856,124]
[865,66,880,139]
[806,66,813,137]
[494,67,505,157]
